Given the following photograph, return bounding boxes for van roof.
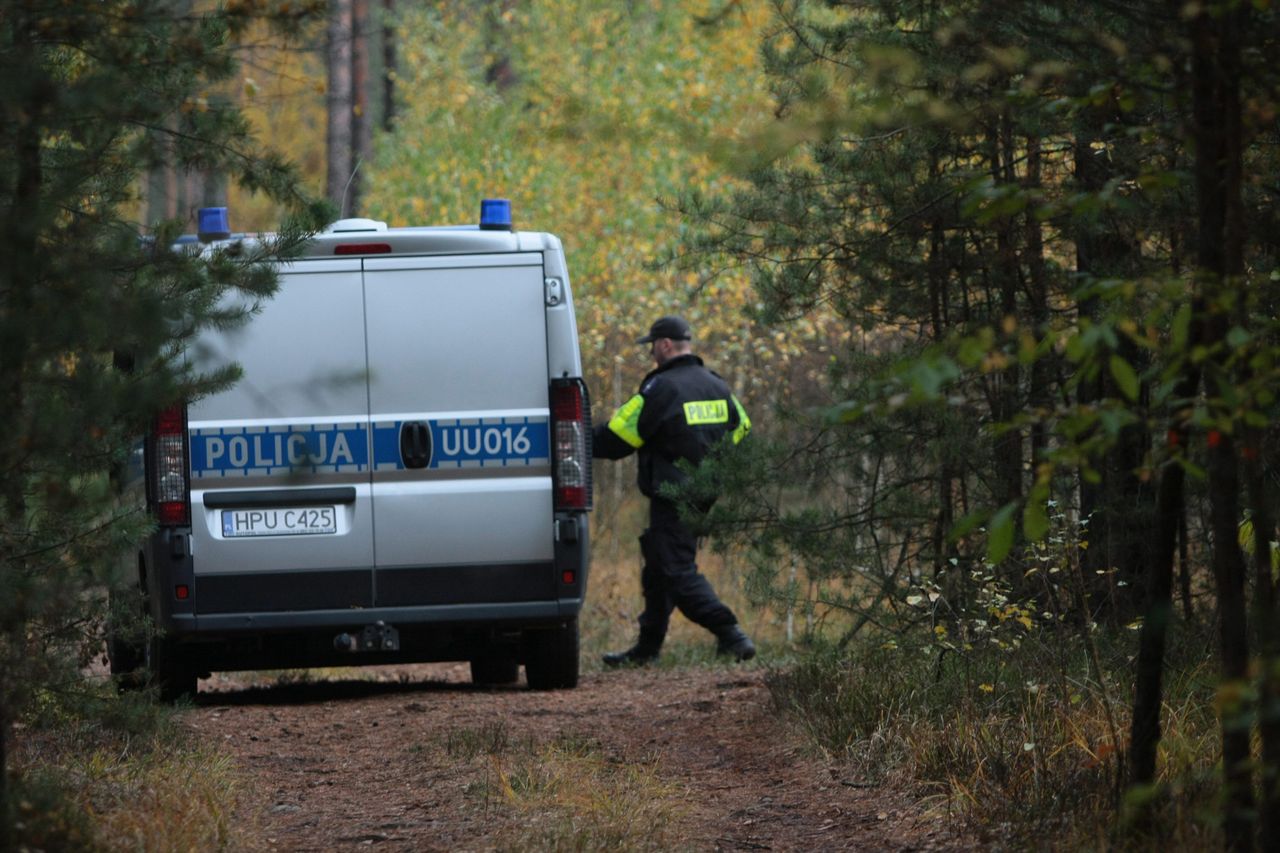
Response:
[180,222,562,259]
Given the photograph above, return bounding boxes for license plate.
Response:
[221,506,337,538]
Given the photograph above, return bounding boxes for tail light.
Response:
[550,378,592,511]
[148,404,190,526]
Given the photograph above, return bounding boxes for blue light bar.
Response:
[197,207,230,242]
[479,198,512,231]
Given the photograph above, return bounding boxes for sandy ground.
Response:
[187,663,971,851]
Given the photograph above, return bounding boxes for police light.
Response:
[479,198,512,231]
[197,207,230,242]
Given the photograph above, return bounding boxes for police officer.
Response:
[594,315,756,666]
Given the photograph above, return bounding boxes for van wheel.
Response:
[470,652,519,686]
[524,618,579,690]
[107,588,146,688]
[108,630,145,687]
[146,632,197,702]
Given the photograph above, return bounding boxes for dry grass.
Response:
[437,721,685,851]
[9,688,261,852]
[766,633,1226,850]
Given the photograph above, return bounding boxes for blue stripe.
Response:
[191,424,369,478]
[372,416,551,469]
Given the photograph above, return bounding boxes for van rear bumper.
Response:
[170,599,582,635]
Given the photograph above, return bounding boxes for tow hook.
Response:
[333,621,400,653]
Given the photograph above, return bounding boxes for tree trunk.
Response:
[349,0,371,216]
[990,112,1023,514]
[1188,0,1253,846]
[925,159,956,581]
[1247,438,1279,852]
[145,126,177,226]
[326,0,354,216]
[0,686,9,852]
[1178,502,1193,620]
[1129,427,1189,793]
[1024,134,1050,469]
[1207,432,1254,850]
[381,0,397,132]
[483,0,518,92]
[0,37,44,843]
[1072,118,1152,620]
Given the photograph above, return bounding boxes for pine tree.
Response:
[0,0,327,838]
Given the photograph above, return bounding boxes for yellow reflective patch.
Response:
[684,399,729,425]
[731,395,751,444]
[608,394,645,448]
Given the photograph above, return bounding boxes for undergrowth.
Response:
[7,681,256,851]
[766,625,1223,850]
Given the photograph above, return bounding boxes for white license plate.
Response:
[221,506,337,538]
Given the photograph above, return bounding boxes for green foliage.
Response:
[367,0,843,451]
[678,0,1276,609]
[6,769,100,853]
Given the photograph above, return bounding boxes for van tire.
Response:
[524,618,579,690]
[146,633,197,702]
[108,631,145,688]
[470,653,520,686]
[107,587,146,688]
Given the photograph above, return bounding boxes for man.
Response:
[593,314,756,666]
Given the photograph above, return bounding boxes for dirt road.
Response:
[187,663,966,851]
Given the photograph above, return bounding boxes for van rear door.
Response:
[362,253,555,607]
[187,259,377,612]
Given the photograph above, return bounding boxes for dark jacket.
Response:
[593,353,750,498]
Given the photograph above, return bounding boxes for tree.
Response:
[326,0,355,215]
[679,0,1279,842]
[350,0,372,214]
[381,0,398,132]
[325,0,376,217]
[0,0,326,840]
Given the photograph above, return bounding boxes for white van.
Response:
[109,201,593,697]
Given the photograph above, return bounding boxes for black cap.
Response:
[636,315,692,344]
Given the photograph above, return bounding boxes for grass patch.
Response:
[442,719,532,761]
[766,628,1223,849]
[437,720,683,850]
[8,682,258,851]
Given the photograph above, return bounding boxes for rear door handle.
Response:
[399,421,432,469]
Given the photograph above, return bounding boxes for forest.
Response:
[1,0,1279,849]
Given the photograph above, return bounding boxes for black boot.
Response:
[714,625,756,662]
[602,643,660,667]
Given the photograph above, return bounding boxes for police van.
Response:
[109,200,592,697]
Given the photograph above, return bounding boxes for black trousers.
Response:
[635,496,737,648]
